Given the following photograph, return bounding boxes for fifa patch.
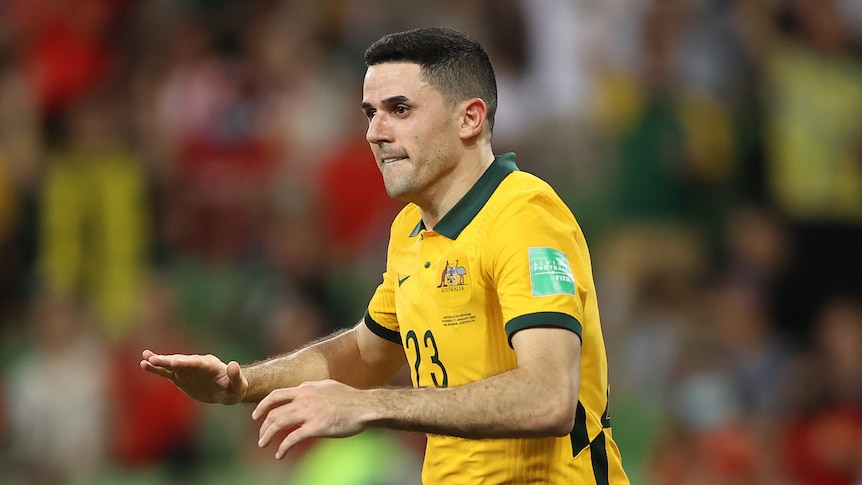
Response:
[529,247,576,296]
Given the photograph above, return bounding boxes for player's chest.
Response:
[392,230,487,316]
[392,229,517,387]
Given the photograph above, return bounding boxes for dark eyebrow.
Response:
[360,95,411,111]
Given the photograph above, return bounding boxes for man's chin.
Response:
[383,184,414,202]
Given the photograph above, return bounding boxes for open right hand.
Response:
[140,350,249,404]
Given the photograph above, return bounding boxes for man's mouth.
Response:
[381,156,408,164]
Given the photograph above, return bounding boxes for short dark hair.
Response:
[365,27,498,136]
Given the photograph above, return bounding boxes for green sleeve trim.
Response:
[363,310,402,345]
[505,312,583,348]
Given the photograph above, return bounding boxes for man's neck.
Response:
[419,145,495,231]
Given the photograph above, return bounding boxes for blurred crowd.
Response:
[0,0,860,483]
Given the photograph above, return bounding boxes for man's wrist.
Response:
[239,365,262,403]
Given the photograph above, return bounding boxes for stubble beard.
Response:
[381,160,419,202]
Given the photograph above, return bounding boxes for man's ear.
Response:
[459,98,488,140]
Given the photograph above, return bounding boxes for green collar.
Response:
[409,152,519,239]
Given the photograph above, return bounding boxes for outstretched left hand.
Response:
[252,379,373,459]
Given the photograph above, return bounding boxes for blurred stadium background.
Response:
[0,0,861,483]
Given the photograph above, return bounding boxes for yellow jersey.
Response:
[365,153,629,484]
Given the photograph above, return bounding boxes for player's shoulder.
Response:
[493,170,572,217]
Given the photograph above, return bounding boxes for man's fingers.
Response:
[252,388,295,421]
[257,407,302,449]
[143,353,209,371]
[226,361,243,389]
[140,360,174,379]
[274,426,307,459]
[141,350,173,371]
[225,361,248,400]
[141,352,179,369]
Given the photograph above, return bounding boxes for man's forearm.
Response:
[362,366,578,439]
[242,327,355,402]
[241,323,403,402]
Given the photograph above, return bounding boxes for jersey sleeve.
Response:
[364,215,404,345]
[486,189,588,346]
[365,278,400,344]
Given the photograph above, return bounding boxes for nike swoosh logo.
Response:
[398,275,411,286]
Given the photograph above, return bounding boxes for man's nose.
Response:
[366,115,392,145]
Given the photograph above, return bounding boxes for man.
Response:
[142,27,629,484]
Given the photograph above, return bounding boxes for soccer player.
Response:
[142,27,629,484]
